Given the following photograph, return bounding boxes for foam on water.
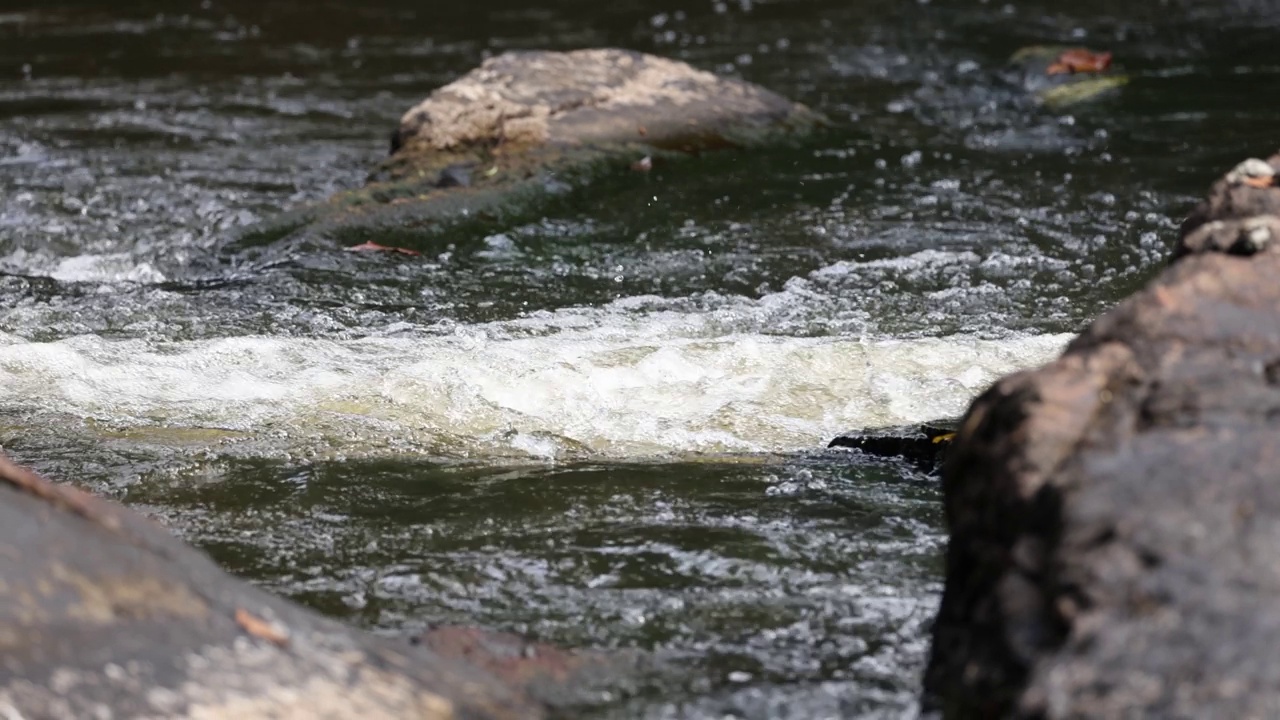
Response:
[0,309,1069,461]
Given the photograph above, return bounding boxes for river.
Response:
[0,1,1276,717]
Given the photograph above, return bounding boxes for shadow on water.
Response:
[0,0,1277,716]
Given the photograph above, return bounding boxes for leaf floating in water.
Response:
[1047,48,1113,75]
[235,607,291,648]
[344,241,422,256]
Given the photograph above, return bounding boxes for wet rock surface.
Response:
[387,49,820,171]
[828,420,958,472]
[245,48,823,248]
[0,451,545,720]
[414,626,638,711]
[923,153,1280,718]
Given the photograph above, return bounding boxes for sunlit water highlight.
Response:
[0,317,1067,460]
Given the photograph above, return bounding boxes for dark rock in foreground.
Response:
[923,154,1280,718]
[243,49,824,248]
[0,451,543,719]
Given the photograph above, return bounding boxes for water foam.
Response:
[0,310,1069,461]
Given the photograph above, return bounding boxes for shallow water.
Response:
[1,0,1277,716]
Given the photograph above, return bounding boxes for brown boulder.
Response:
[923,155,1280,717]
[387,48,821,176]
[241,49,823,248]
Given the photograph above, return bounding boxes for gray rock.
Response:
[0,451,540,720]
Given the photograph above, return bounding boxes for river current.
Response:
[1,1,1276,717]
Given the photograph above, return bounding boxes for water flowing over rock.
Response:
[242,48,823,249]
[0,451,551,719]
[922,152,1280,718]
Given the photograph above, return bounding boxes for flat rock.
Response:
[922,153,1280,718]
[0,451,542,719]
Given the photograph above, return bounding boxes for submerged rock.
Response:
[242,48,824,249]
[923,153,1280,718]
[827,420,958,471]
[0,450,547,718]
[1003,46,1129,109]
[414,626,639,711]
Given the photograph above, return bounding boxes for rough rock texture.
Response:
[241,48,823,249]
[0,451,541,720]
[922,154,1280,718]
[389,48,818,167]
[1174,153,1280,260]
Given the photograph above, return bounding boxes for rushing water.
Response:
[1,0,1277,716]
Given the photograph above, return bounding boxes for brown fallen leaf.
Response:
[1047,48,1113,75]
[344,241,421,256]
[235,607,291,647]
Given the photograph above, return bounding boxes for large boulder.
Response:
[240,49,824,248]
[0,450,550,719]
[922,152,1280,718]
[384,48,820,178]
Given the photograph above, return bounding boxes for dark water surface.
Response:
[0,0,1276,716]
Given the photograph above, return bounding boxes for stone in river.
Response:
[240,48,824,250]
[922,151,1280,718]
[828,420,958,472]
